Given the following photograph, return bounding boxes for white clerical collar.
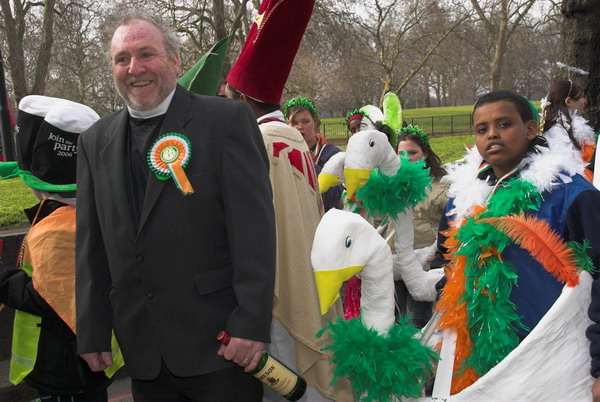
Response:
[257,110,288,127]
[127,87,176,119]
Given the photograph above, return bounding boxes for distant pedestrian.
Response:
[284,97,343,211]
[541,79,596,181]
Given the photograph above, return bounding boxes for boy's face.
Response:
[474,100,537,178]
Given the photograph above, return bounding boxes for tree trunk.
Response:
[379,75,392,107]
[0,0,28,104]
[489,10,508,91]
[212,0,227,40]
[1,0,56,103]
[562,0,600,131]
[31,0,56,95]
[424,72,431,108]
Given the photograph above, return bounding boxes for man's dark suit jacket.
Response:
[75,85,276,380]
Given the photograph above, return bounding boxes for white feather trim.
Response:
[543,123,589,175]
[443,147,491,223]
[521,139,583,193]
[570,113,596,143]
[540,96,551,111]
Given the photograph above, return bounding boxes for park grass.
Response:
[0,178,37,228]
[430,134,474,164]
[322,101,542,140]
[321,104,474,124]
[322,101,541,124]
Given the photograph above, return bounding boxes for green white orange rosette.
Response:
[147,133,194,196]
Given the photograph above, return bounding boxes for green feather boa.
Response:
[317,317,438,401]
[356,154,432,217]
[450,177,593,377]
[453,179,537,376]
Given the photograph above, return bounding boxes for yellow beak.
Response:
[314,265,364,314]
[318,173,341,194]
[344,168,373,198]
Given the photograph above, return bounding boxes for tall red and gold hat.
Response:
[227,0,315,105]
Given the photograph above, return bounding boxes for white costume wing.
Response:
[408,271,594,401]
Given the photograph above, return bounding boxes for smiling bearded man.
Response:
[75,10,276,401]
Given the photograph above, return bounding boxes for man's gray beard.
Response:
[117,88,159,112]
[115,82,175,112]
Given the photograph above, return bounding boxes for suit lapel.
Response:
[138,85,194,236]
[99,109,137,241]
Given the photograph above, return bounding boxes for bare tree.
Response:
[48,1,121,115]
[355,0,466,105]
[140,0,251,77]
[0,0,57,103]
[468,0,536,91]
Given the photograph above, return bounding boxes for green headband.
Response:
[345,109,368,127]
[283,96,317,119]
[398,124,430,148]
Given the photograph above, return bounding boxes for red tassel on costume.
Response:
[344,275,361,320]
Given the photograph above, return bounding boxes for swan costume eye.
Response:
[345,236,352,248]
[369,139,375,147]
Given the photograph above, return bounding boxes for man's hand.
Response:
[217,337,264,373]
[80,352,113,372]
[593,377,600,402]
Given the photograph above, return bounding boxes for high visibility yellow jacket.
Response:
[2,201,123,395]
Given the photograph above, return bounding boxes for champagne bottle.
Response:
[217,331,307,401]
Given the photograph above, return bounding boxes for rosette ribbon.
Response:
[147,133,194,196]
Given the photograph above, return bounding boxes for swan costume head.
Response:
[312,209,395,334]
[319,92,404,197]
[319,130,400,199]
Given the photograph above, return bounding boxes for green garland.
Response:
[283,96,317,119]
[317,317,438,401]
[569,239,596,274]
[345,109,367,127]
[399,124,430,148]
[355,153,432,217]
[450,177,593,377]
[453,179,538,376]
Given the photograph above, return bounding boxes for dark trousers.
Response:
[131,361,262,401]
[37,390,108,401]
[395,280,433,329]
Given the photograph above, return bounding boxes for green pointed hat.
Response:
[178,35,232,96]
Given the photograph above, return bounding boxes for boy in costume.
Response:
[0,96,122,400]
[436,90,600,395]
